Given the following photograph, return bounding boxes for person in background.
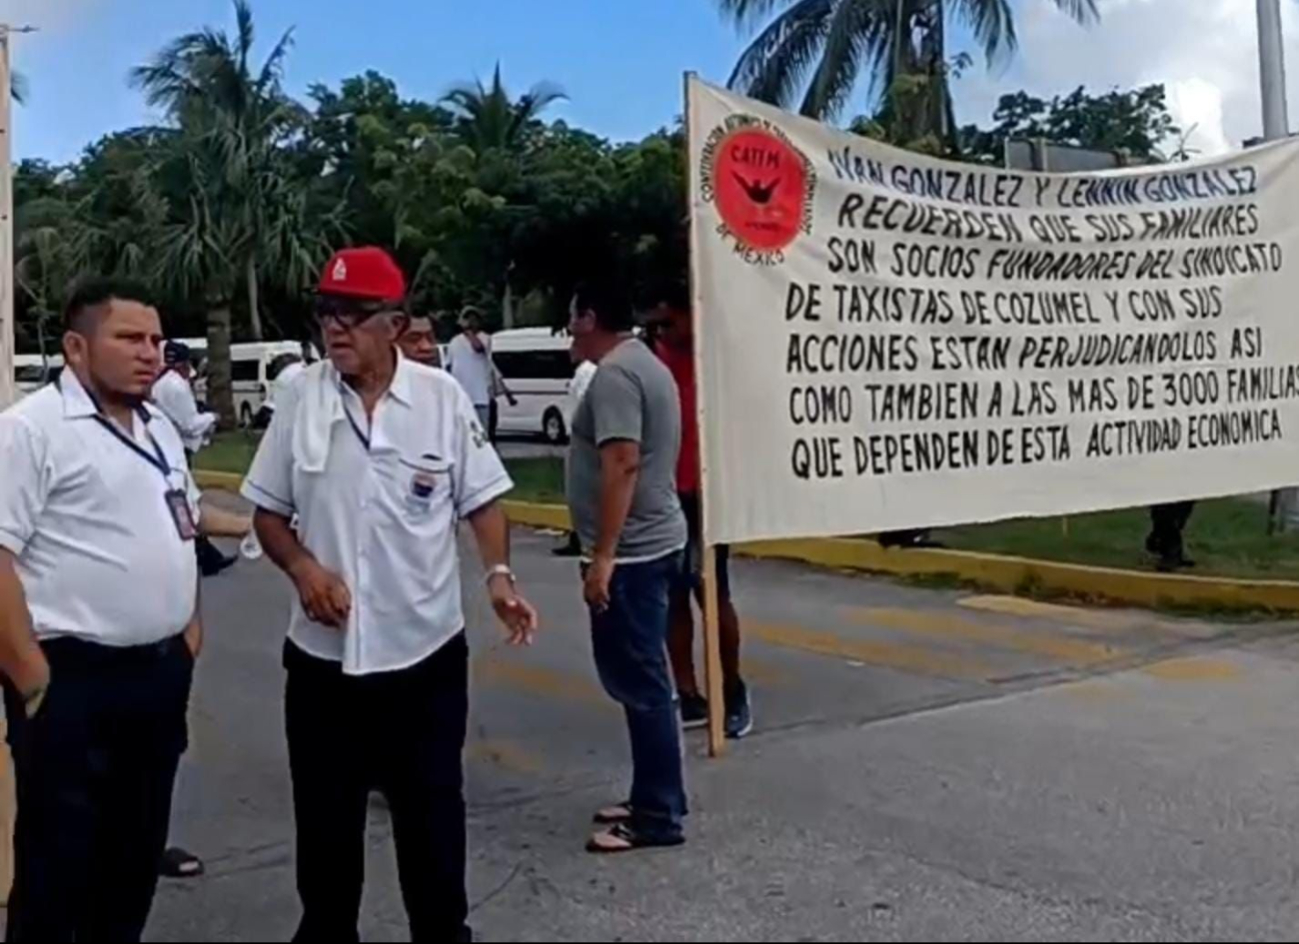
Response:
[152,341,236,578]
[567,279,689,854]
[446,306,514,442]
[553,347,598,558]
[649,283,752,739]
[256,353,307,429]
[0,278,202,941]
[242,247,539,942]
[153,342,217,453]
[398,313,444,369]
[1147,502,1197,572]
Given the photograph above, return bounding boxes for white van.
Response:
[13,353,64,400]
[184,339,319,427]
[490,328,577,443]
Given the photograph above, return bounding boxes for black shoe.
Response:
[160,847,204,879]
[200,553,238,578]
[679,693,709,730]
[552,533,582,558]
[725,683,754,740]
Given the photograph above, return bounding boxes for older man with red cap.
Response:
[242,247,538,942]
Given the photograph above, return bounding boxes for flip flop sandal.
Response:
[161,847,205,879]
[593,802,634,825]
[586,823,685,854]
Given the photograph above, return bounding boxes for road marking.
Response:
[958,595,1150,632]
[747,620,994,679]
[851,607,1127,666]
[474,659,612,708]
[1142,657,1243,682]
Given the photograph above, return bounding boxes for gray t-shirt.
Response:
[567,338,687,560]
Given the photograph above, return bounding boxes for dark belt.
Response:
[40,634,188,667]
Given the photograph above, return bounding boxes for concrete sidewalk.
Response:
[145,528,1299,941]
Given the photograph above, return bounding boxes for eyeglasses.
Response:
[313,296,398,330]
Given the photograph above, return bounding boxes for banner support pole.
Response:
[683,71,727,758]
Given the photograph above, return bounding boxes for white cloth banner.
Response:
[687,77,1299,545]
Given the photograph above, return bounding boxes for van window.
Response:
[14,365,46,383]
[231,360,261,383]
[494,350,574,381]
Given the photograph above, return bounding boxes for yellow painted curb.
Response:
[193,481,1299,615]
[195,470,245,492]
[499,501,1299,614]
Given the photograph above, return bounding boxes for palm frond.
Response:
[1050,0,1099,25]
[728,0,834,109]
[954,0,1018,65]
[718,0,804,31]
[801,0,885,118]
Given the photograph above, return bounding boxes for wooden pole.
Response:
[683,72,727,757]
[701,545,726,758]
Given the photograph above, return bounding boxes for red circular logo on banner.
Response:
[713,128,809,252]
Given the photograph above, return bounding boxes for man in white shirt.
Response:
[152,341,235,580]
[243,248,539,943]
[152,341,216,453]
[397,313,443,369]
[0,278,203,942]
[446,307,514,442]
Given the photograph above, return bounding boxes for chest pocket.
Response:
[381,454,456,523]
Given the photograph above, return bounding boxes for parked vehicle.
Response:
[185,339,319,427]
[13,353,64,400]
[490,328,577,443]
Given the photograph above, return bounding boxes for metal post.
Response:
[1257,0,1295,529]
[1259,0,1290,140]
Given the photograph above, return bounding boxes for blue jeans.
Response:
[589,552,688,841]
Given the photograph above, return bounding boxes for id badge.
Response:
[165,489,198,542]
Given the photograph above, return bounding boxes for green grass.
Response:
[939,498,1299,582]
[196,432,567,504]
[504,457,567,504]
[195,431,263,476]
[197,436,1299,581]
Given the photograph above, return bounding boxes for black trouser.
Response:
[1148,501,1196,562]
[284,635,471,943]
[3,635,193,943]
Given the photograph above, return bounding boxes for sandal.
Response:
[160,846,205,879]
[593,802,634,825]
[586,822,685,854]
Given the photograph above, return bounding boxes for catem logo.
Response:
[699,114,816,267]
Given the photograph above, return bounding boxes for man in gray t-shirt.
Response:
[566,280,689,855]
[568,341,687,560]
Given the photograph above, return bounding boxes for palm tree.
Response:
[131,0,305,346]
[442,64,567,152]
[721,0,1098,146]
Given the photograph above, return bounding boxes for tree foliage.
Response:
[721,0,1098,150]
[958,84,1181,165]
[11,5,687,410]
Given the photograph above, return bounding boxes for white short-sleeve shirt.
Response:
[0,371,201,647]
[446,333,495,407]
[242,355,513,676]
[152,369,217,453]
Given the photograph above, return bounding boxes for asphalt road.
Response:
[145,527,1299,942]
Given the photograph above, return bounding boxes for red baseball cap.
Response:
[318,247,407,302]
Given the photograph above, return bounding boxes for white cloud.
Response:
[954,0,1299,156]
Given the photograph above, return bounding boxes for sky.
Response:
[5,0,1299,164]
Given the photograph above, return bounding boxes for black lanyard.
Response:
[61,379,173,483]
[340,397,372,453]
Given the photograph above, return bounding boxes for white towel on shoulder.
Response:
[291,362,345,473]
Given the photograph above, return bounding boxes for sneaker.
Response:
[725,684,754,740]
[679,693,709,730]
